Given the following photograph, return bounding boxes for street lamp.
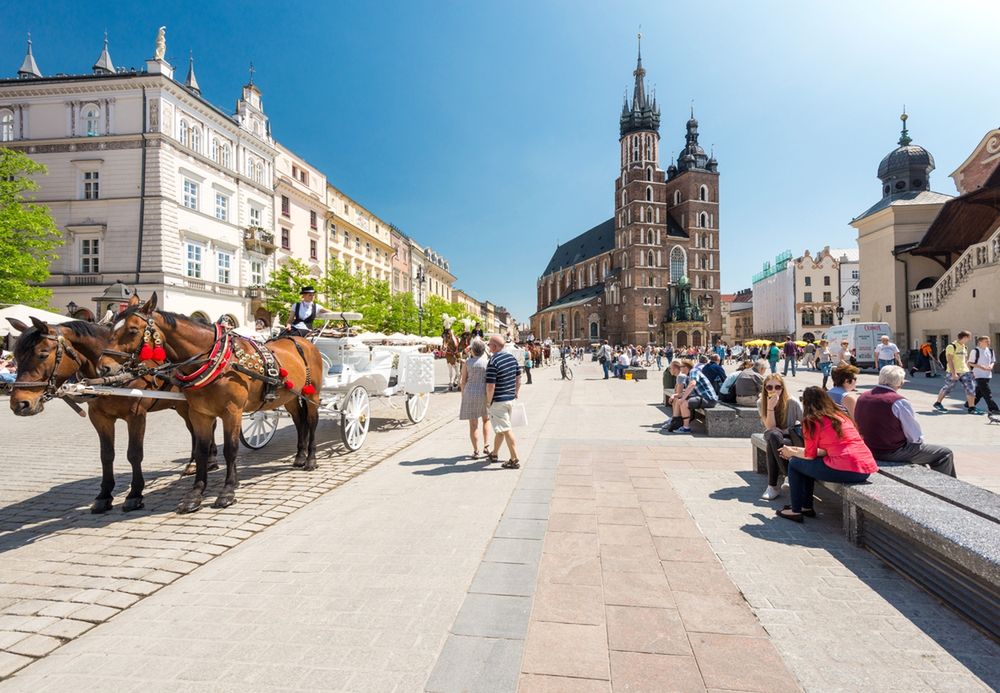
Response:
[416,267,427,334]
[836,305,844,325]
[66,301,78,317]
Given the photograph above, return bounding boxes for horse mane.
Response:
[114,307,211,332]
[62,320,108,339]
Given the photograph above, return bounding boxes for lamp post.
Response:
[416,267,427,335]
[836,305,844,325]
[66,301,78,317]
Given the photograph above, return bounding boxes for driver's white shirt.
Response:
[291,301,326,330]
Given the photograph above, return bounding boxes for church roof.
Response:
[911,170,1000,257]
[542,218,615,276]
[536,284,606,314]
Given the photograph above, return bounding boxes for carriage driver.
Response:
[285,286,327,337]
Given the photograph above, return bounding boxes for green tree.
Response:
[264,258,316,324]
[0,149,62,307]
[386,292,420,334]
[321,259,365,313]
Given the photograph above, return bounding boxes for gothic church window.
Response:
[646,167,652,181]
[699,212,708,228]
[699,185,708,201]
[673,190,681,205]
[670,246,685,283]
[648,251,655,266]
[646,187,653,202]
[646,207,653,223]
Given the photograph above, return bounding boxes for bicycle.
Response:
[559,354,574,381]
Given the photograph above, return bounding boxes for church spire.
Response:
[898,108,911,146]
[18,33,42,79]
[93,32,115,75]
[619,33,660,138]
[185,51,201,94]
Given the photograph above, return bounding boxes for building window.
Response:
[646,187,653,202]
[851,269,859,280]
[648,251,655,266]
[699,185,708,201]
[281,228,290,250]
[802,310,815,326]
[179,119,189,146]
[249,206,262,227]
[673,190,681,205]
[0,110,13,142]
[190,126,201,153]
[83,105,100,136]
[648,311,655,326]
[670,246,685,283]
[82,170,100,200]
[215,193,229,221]
[250,259,264,286]
[183,179,199,210]
[211,138,220,162]
[698,212,708,228]
[217,250,232,284]
[185,242,203,278]
[804,291,812,302]
[851,300,859,312]
[310,210,318,229]
[281,195,290,217]
[80,238,100,274]
[823,275,831,286]
[310,239,318,260]
[221,145,231,169]
[823,291,832,302]
[804,276,811,286]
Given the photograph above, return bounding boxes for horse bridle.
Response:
[11,332,85,401]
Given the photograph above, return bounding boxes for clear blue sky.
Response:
[4,1,998,322]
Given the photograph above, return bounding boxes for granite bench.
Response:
[624,367,648,380]
[749,433,1000,639]
[690,403,763,438]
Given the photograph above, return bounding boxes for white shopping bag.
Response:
[511,402,528,428]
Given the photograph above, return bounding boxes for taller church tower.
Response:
[609,36,673,345]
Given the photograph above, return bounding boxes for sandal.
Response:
[784,505,816,518]
[775,508,803,523]
[501,459,520,469]
[471,450,480,459]
[485,452,499,463]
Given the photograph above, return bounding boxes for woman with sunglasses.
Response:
[776,387,878,522]
[758,373,803,500]
[827,362,860,418]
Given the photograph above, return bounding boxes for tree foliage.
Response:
[263,258,315,323]
[0,149,62,307]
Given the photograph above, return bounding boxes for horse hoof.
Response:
[303,459,318,471]
[122,497,145,513]
[90,498,113,514]
[212,492,236,508]
[176,496,202,514]
[182,462,196,476]
[292,458,306,468]
[208,461,219,472]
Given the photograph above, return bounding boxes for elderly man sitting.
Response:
[733,359,767,407]
[854,365,956,476]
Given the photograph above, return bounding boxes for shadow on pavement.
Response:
[712,470,1000,688]
[399,455,501,476]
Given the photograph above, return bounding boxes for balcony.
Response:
[243,226,276,255]
[245,285,269,299]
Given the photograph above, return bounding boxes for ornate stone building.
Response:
[530,40,722,346]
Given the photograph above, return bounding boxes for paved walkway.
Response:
[0,360,997,692]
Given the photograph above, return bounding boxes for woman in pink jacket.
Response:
[776,386,878,522]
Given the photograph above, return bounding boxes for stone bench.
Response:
[624,368,648,380]
[690,403,763,438]
[749,433,1000,639]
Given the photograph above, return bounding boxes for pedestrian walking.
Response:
[485,335,522,469]
[767,342,780,374]
[781,336,797,377]
[598,340,613,379]
[803,341,816,370]
[933,331,981,415]
[874,335,902,371]
[969,335,998,414]
[523,345,533,385]
[817,339,833,389]
[459,338,493,458]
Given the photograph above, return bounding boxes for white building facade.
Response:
[0,37,278,326]
[751,251,795,340]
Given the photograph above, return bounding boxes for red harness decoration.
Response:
[174,325,235,390]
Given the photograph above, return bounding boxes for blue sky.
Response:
[3,1,998,322]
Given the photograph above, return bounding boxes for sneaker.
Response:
[760,485,781,500]
[671,426,691,434]
[933,402,946,412]
[968,407,984,415]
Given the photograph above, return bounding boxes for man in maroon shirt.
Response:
[781,336,797,377]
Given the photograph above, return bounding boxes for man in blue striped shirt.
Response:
[485,335,522,469]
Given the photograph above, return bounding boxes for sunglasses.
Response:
[765,384,783,391]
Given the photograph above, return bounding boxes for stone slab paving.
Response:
[0,384,460,681]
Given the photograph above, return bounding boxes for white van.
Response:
[821,322,893,369]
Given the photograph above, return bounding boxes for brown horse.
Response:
[98,293,323,513]
[7,313,214,513]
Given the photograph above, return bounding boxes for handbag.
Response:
[511,402,528,428]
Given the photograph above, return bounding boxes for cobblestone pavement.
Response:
[0,383,460,681]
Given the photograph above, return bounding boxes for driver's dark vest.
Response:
[292,302,318,328]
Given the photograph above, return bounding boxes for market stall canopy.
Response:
[0,304,73,337]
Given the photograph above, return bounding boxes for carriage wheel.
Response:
[340,386,370,452]
[240,410,280,449]
[405,392,430,424]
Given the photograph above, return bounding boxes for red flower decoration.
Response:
[152,346,167,362]
[284,380,294,389]
[278,368,288,378]
[301,384,316,396]
[139,344,154,361]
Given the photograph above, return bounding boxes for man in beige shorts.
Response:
[485,335,522,468]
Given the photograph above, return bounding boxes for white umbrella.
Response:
[0,304,74,337]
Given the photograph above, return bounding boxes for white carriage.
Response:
[239,311,437,452]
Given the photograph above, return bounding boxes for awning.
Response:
[0,304,73,337]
